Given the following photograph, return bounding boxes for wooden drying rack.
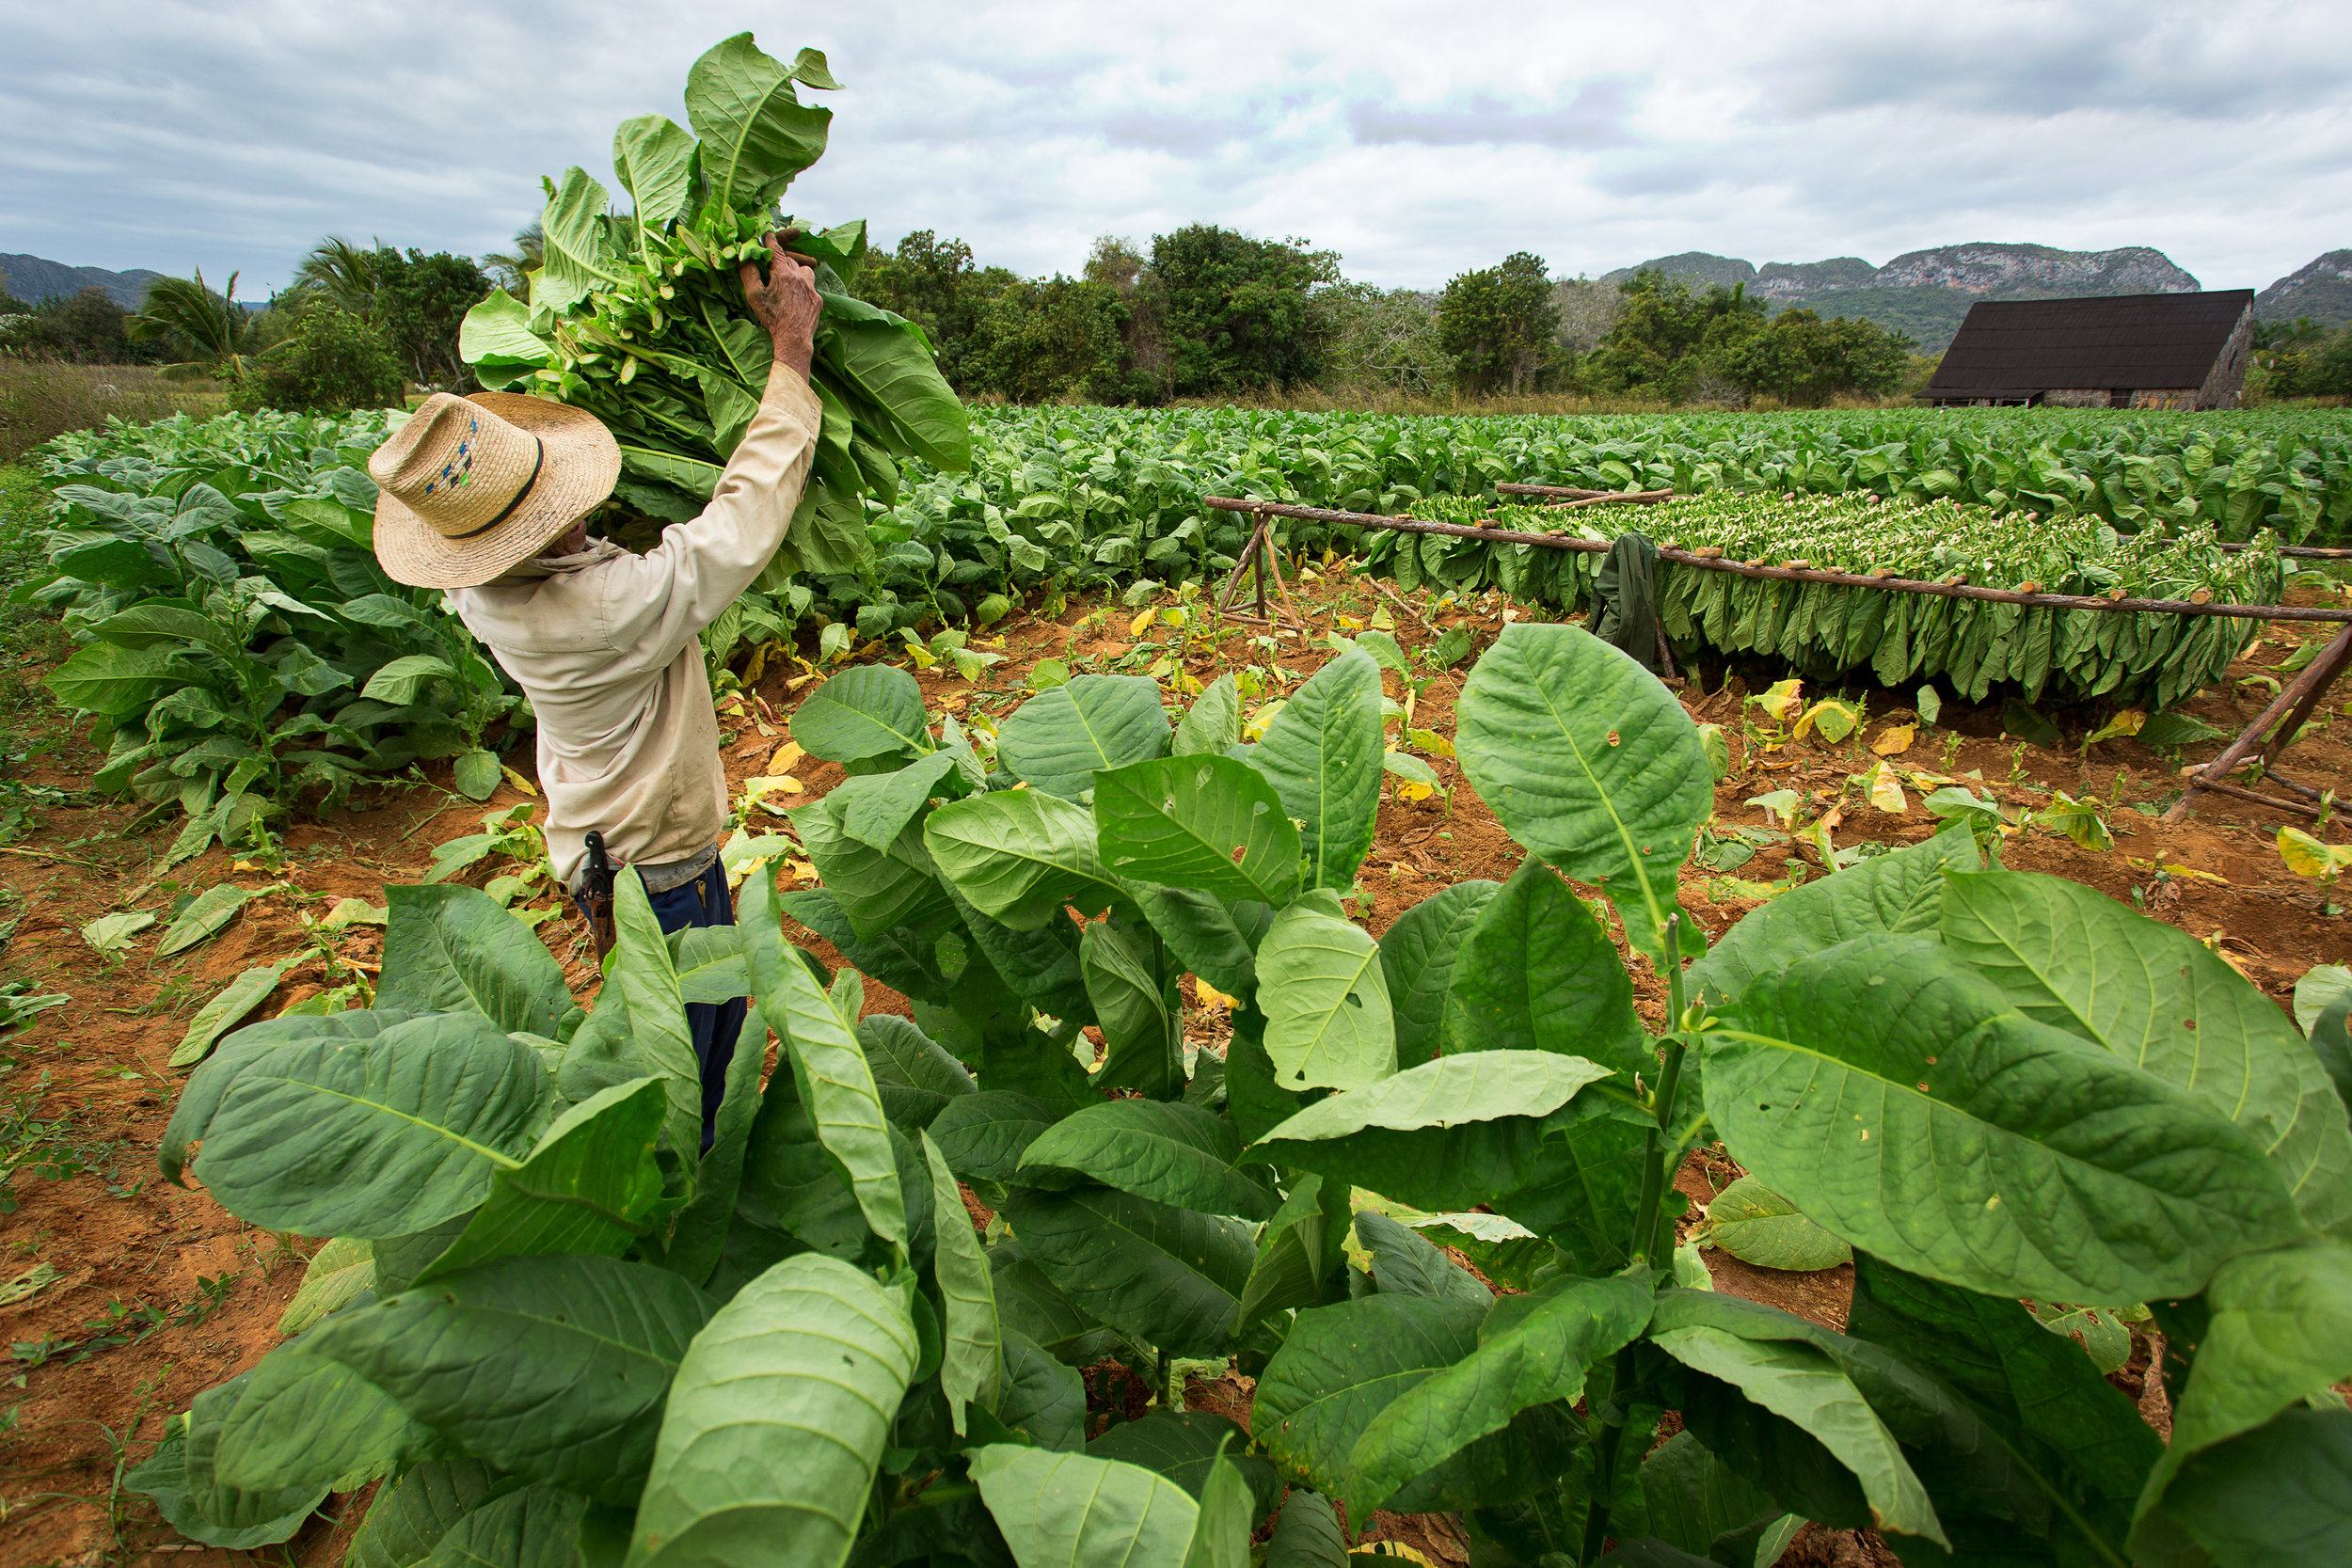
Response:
[1200,486,2352,822]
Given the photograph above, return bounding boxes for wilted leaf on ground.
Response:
[1870,724,1915,756]
[159,884,263,958]
[81,910,156,957]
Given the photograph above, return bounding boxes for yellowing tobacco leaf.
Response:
[1866,762,1907,815]
[2084,709,2146,749]
[1129,607,1158,638]
[1397,781,1438,802]
[1242,699,1286,743]
[1750,678,1804,721]
[1405,727,1454,758]
[1870,723,1916,756]
[1795,699,1859,744]
[1194,977,1240,1011]
[2278,826,2352,880]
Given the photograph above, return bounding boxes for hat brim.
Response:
[373,393,622,589]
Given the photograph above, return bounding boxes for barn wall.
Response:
[2126,388,2201,409]
[2196,305,2254,409]
[2044,388,2116,407]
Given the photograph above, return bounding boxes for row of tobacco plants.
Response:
[26,398,2333,850]
[146,624,2351,1566]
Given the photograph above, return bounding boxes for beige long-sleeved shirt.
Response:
[448,365,822,893]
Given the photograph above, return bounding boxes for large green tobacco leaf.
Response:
[2133,1241,2352,1542]
[927,1091,1057,1182]
[379,884,572,1037]
[1264,1491,1347,1567]
[1081,917,1180,1097]
[782,888,953,1006]
[920,1130,1001,1433]
[1172,672,1241,757]
[1009,1186,1255,1356]
[737,1053,868,1259]
[417,1484,584,1568]
[834,751,967,850]
[1455,625,1712,967]
[997,1329,1087,1451]
[1088,1410,1280,1522]
[1640,1432,1789,1563]
[211,1338,419,1494]
[1184,1451,1258,1568]
[1347,1272,1653,1513]
[1379,879,1500,1069]
[1094,753,1301,906]
[996,673,1171,800]
[2157,1406,2352,1568]
[347,1458,520,1568]
[969,1444,1201,1568]
[1247,1050,1613,1212]
[628,1255,918,1568]
[1500,1111,1652,1276]
[1137,886,1263,1001]
[1257,890,1395,1092]
[318,1253,713,1500]
[682,31,833,211]
[1707,932,2304,1304]
[1698,1177,1852,1273]
[190,1012,549,1238]
[668,1004,771,1288]
[46,641,175,717]
[1250,650,1383,891]
[1845,1255,2156,1552]
[926,789,1130,929]
[858,1012,974,1131]
[790,664,930,764]
[1353,1209,1491,1307]
[1237,1173,1352,1338]
[741,867,907,1251]
[612,114,696,231]
[1018,1099,1277,1220]
[416,1077,667,1282]
[1442,859,1647,1074]
[1942,870,2352,1235]
[1253,1293,1565,1519]
[1650,1323,1946,1548]
[790,790,953,940]
[1690,830,1980,1006]
[831,316,971,472]
[992,1243,1104,1362]
[535,166,628,311]
[610,870,706,1164]
[125,1424,325,1551]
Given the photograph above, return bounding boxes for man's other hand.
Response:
[740,235,821,380]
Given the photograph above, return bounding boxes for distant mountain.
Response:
[2256,251,2352,327]
[1598,243,2202,352]
[0,254,166,309]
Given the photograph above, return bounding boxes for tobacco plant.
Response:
[135,627,2350,1568]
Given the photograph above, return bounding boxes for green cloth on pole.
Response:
[1594,531,1662,672]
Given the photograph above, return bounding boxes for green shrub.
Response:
[230,306,403,416]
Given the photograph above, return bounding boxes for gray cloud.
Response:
[1,0,2347,305]
[1349,81,1638,150]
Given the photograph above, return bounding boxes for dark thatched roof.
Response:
[1922,291,2254,401]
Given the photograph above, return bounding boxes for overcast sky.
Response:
[7,0,2348,297]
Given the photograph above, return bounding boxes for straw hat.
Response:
[369,392,620,588]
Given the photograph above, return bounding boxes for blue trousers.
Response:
[587,859,746,1150]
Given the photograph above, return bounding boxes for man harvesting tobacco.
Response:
[366,235,823,1147]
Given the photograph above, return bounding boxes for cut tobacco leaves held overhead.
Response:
[458,32,971,587]
[140,626,2351,1568]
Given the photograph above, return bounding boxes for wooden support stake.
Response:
[2164,622,2352,824]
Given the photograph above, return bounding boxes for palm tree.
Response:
[482,221,546,300]
[125,268,271,381]
[292,236,389,319]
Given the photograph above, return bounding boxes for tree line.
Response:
[0,242,494,416]
[5,223,1927,415]
[858,230,1925,406]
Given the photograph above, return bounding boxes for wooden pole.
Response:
[2163,623,2352,823]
